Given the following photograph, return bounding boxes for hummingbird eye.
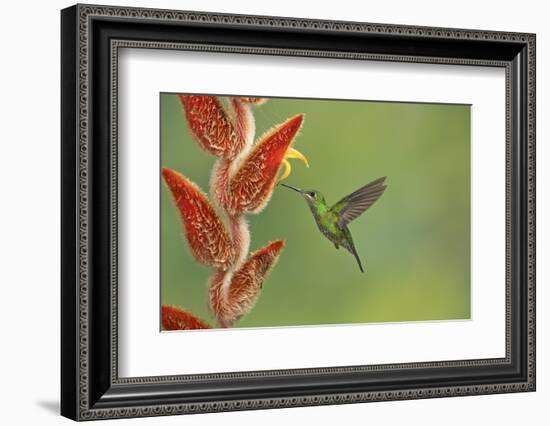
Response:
[308,192,316,198]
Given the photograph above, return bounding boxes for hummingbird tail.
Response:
[353,249,364,273]
[341,227,364,273]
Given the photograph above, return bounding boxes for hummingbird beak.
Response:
[279,183,304,194]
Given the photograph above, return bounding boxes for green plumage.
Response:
[281,177,387,273]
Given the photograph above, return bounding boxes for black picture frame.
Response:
[61,3,536,421]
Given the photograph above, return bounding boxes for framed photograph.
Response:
[61,4,536,421]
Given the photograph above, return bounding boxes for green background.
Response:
[161,94,471,328]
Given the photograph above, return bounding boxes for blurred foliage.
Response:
[161,94,470,328]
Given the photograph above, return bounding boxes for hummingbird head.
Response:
[279,183,326,207]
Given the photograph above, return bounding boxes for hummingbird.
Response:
[280,177,387,273]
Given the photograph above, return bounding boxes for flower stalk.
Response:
[162,95,307,329]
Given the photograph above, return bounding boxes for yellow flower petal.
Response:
[285,147,309,168]
[277,147,310,182]
[278,158,292,182]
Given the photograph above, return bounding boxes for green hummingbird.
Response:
[280,177,387,273]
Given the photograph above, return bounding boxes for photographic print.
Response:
[160,94,471,331]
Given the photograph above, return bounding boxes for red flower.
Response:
[161,306,211,330]
[210,240,285,327]
[225,114,305,214]
[179,95,251,160]
[162,167,235,270]
[238,97,267,105]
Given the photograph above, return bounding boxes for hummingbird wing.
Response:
[331,177,387,228]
